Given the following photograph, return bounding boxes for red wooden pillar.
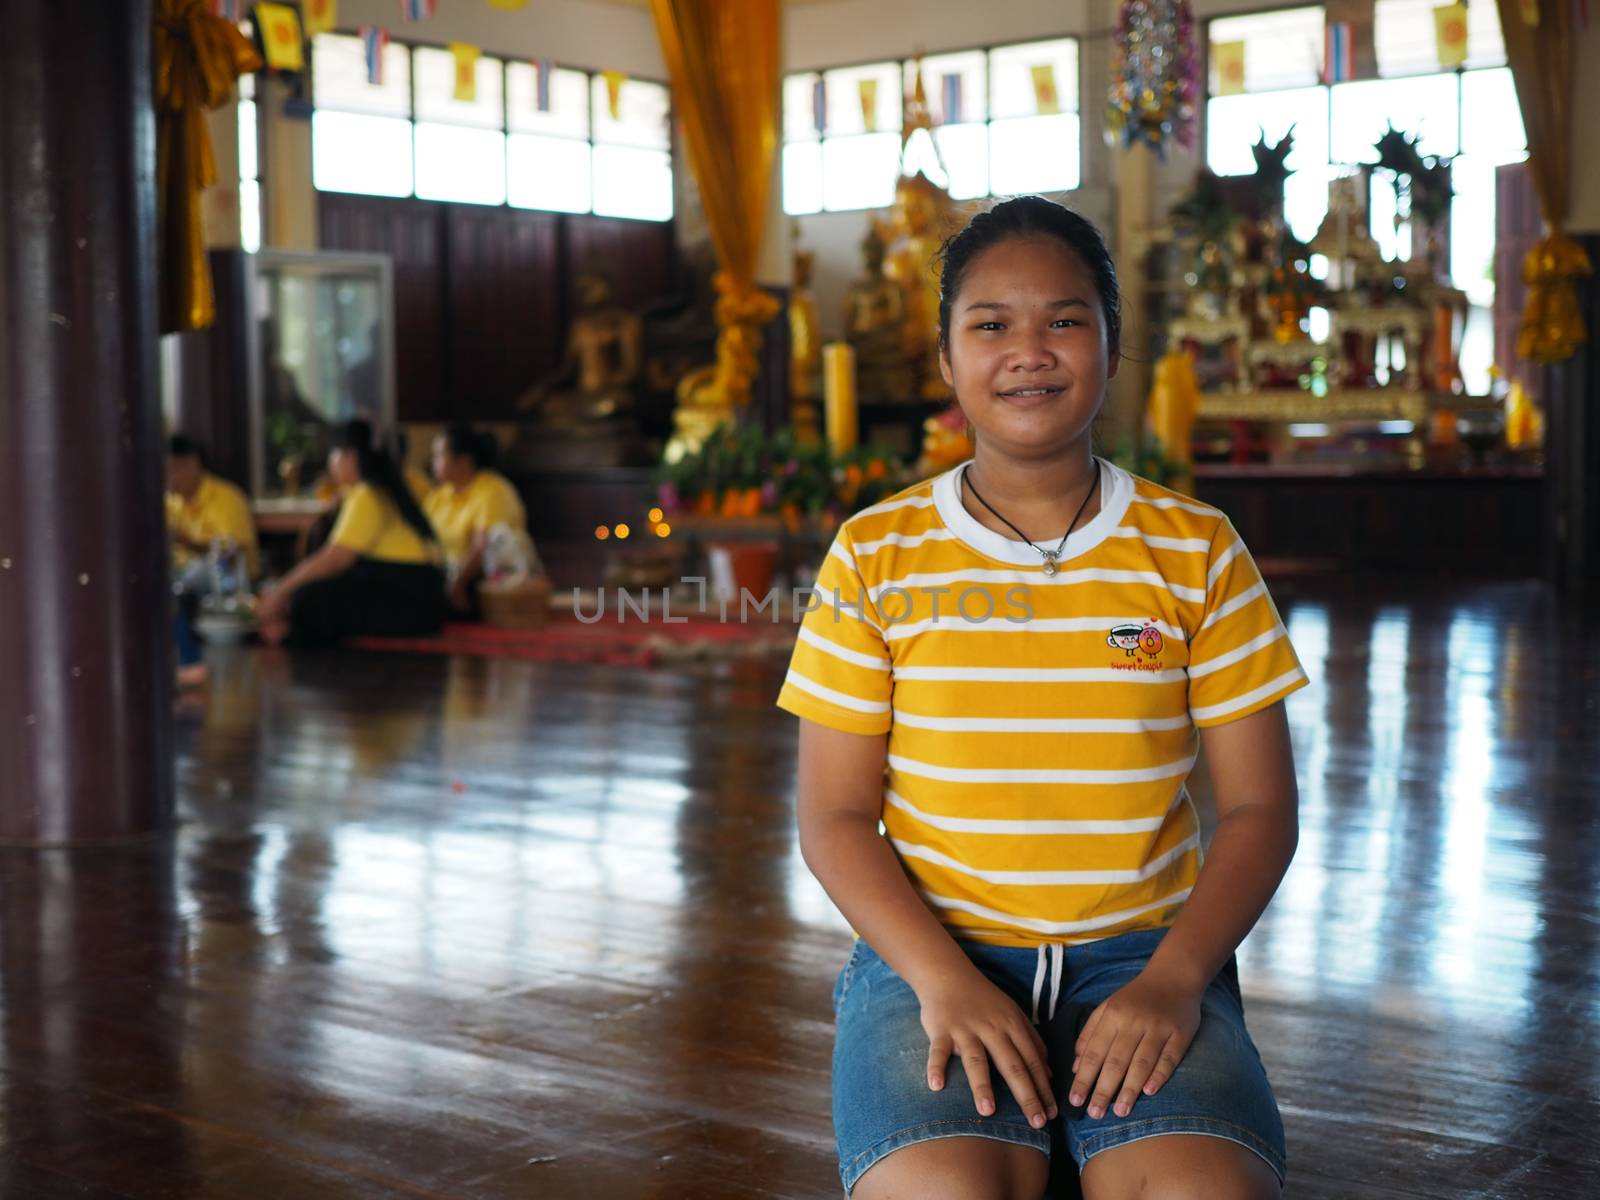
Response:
[0,0,172,843]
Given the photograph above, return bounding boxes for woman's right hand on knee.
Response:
[918,970,1058,1130]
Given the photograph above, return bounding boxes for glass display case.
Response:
[247,250,395,501]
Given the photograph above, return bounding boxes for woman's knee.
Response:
[1079,1133,1280,1200]
[851,1134,1049,1200]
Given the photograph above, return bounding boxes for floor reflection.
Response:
[2,579,1596,1196]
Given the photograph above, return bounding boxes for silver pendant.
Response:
[1041,555,1058,576]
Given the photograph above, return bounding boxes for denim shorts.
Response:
[831,929,1286,1194]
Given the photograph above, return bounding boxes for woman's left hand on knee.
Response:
[1069,970,1203,1120]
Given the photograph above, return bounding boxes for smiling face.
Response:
[938,234,1118,462]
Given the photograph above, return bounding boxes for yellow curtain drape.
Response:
[649,0,781,411]
[1494,0,1592,363]
[154,0,262,334]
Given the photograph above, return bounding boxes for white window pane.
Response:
[593,77,670,149]
[313,33,411,118]
[1458,303,1494,395]
[415,47,504,129]
[821,133,899,211]
[1449,153,1502,308]
[935,124,990,201]
[593,145,673,221]
[508,133,592,213]
[823,63,901,137]
[238,98,258,182]
[783,141,823,215]
[507,63,590,138]
[1369,170,1409,261]
[1461,68,1526,163]
[1208,7,1325,93]
[1285,164,1332,244]
[784,72,822,142]
[313,111,414,197]
[906,50,987,125]
[1375,0,1506,77]
[989,114,1080,195]
[414,124,507,205]
[241,179,261,254]
[990,38,1079,119]
[1207,87,1329,177]
[1331,75,1459,163]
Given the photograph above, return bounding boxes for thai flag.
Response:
[400,0,436,22]
[941,73,964,125]
[535,58,553,112]
[362,27,387,85]
[812,77,827,135]
[1324,21,1354,83]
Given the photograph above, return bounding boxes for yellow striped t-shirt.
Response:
[776,458,1307,948]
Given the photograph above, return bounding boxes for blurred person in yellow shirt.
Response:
[424,423,528,615]
[165,435,259,588]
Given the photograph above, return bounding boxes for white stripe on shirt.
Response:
[884,614,1187,643]
[1110,527,1211,553]
[893,665,1188,684]
[1187,625,1287,679]
[853,528,958,556]
[890,832,1200,886]
[1189,667,1307,722]
[1206,539,1244,588]
[852,492,936,520]
[891,710,1192,734]
[1199,580,1267,631]
[796,624,890,671]
[868,568,1207,606]
[920,886,1194,936]
[782,669,890,714]
[885,789,1180,835]
[888,751,1196,785]
[1130,494,1219,518]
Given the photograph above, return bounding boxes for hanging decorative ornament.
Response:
[1106,0,1199,157]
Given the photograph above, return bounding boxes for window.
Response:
[782,37,1080,215]
[239,73,261,252]
[311,34,672,221]
[1204,5,1525,393]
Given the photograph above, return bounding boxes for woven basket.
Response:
[479,575,552,630]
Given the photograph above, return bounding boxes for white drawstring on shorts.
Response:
[1031,942,1065,1024]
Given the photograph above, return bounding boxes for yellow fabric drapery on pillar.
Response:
[650,0,781,422]
[154,0,262,334]
[1494,0,1592,363]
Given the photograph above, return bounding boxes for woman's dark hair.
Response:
[168,433,206,466]
[937,195,1121,356]
[333,419,436,544]
[444,421,497,472]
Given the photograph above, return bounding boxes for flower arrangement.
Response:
[653,424,908,529]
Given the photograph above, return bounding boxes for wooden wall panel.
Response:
[318,195,676,423]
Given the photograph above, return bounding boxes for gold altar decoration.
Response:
[154,0,262,334]
[1495,0,1591,363]
[823,343,858,456]
[650,0,781,445]
[789,226,823,443]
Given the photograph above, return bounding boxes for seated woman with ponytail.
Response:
[255,420,447,648]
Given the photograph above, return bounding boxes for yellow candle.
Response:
[823,341,858,456]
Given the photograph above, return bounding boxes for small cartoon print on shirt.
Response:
[1108,621,1166,670]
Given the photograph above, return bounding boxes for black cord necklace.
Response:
[963,459,1101,577]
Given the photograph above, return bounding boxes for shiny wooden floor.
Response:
[2,579,1598,1198]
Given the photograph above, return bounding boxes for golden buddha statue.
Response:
[518,268,643,427]
[842,227,912,403]
[789,227,823,443]
[882,170,952,401]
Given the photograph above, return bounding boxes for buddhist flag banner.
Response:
[941,73,964,124]
[256,3,305,72]
[602,70,626,120]
[1031,63,1059,115]
[812,77,827,134]
[362,26,388,85]
[1214,40,1246,95]
[1324,21,1353,83]
[1434,3,1468,66]
[533,58,553,111]
[451,43,481,102]
[211,0,245,21]
[858,78,878,131]
[304,0,337,37]
[401,0,437,22]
